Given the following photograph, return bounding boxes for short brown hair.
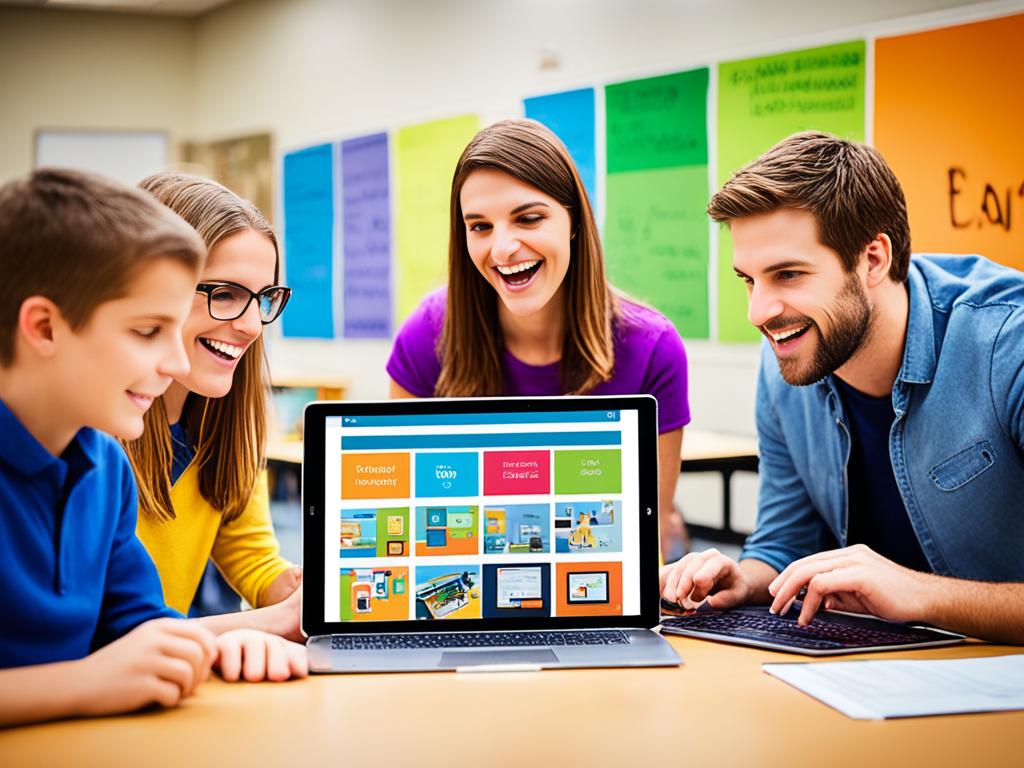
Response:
[0,168,206,366]
[707,131,911,282]
[438,118,617,397]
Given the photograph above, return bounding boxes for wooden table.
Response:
[3,636,1019,767]
[681,429,760,545]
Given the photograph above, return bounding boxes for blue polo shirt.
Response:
[0,398,178,669]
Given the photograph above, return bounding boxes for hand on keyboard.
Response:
[767,544,935,627]
[659,548,764,610]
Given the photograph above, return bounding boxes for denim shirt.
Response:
[741,254,1024,582]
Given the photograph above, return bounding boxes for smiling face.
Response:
[732,208,873,386]
[178,228,277,399]
[460,168,573,320]
[54,258,195,440]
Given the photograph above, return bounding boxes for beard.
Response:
[765,273,873,387]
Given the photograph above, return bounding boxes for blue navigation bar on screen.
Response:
[340,430,622,450]
[330,410,620,428]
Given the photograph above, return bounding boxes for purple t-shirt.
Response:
[386,288,691,433]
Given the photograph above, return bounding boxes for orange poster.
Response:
[875,13,1024,271]
[341,452,410,500]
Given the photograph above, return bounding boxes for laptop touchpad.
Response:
[439,650,558,668]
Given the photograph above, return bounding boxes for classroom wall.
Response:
[0,0,1014,434]
[0,7,195,181]
[188,0,1008,431]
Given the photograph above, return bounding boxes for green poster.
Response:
[605,68,709,338]
[554,450,622,495]
[604,166,709,338]
[716,41,866,341]
[395,115,479,322]
[606,69,708,172]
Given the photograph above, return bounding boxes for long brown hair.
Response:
[437,119,617,396]
[126,172,279,523]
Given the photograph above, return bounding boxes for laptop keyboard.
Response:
[660,609,934,651]
[330,630,629,651]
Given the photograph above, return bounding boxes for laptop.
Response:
[302,395,681,672]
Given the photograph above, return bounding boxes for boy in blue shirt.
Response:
[661,132,1024,644]
[0,170,304,727]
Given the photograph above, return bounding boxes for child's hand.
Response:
[215,629,308,682]
[263,568,304,642]
[258,582,303,642]
[262,565,302,605]
[74,618,217,715]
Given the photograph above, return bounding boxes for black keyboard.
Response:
[660,605,951,652]
[330,630,629,651]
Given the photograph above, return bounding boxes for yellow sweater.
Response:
[136,464,292,614]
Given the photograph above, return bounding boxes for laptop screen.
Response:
[302,396,659,634]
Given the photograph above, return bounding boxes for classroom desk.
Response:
[3,636,1020,768]
[681,429,759,545]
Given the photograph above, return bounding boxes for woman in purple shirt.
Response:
[387,119,692,559]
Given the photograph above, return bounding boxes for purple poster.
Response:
[341,133,391,337]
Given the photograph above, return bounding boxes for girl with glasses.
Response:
[388,119,692,560]
[125,172,302,642]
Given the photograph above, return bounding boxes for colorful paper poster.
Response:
[875,14,1024,272]
[524,88,598,213]
[395,115,479,322]
[282,143,335,338]
[341,133,391,338]
[716,41,866,341]
[606,70,708,172]
[604,166,709,337]
[604,69,710,338]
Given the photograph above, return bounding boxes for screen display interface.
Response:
[322,409,641,623]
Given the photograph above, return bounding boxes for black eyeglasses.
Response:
[195,281,292,324]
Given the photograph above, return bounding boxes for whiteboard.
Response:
[34,130,169,187]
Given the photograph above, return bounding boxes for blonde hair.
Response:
[125,172,278,523]
[437,119,617,396]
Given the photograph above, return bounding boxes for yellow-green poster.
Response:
[604,69,710,339]
[716,41,865,341]
[395,115,479,322]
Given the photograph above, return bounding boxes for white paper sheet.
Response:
[763,654,1024,719]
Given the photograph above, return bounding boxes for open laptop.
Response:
[302,395,680,672]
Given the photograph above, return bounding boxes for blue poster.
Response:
[282,143,335,338]
[524,88,597,213]
[341,133,391,338]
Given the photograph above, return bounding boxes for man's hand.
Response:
[660,548,759,610]
[768,544,933,625]
[215,629,308,682]
[73,618,217,715]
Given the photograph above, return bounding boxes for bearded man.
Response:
[661,131,1024,643]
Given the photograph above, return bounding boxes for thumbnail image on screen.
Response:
[566,571,609,604]
[496,566,544,609]
[414,565,481,619]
